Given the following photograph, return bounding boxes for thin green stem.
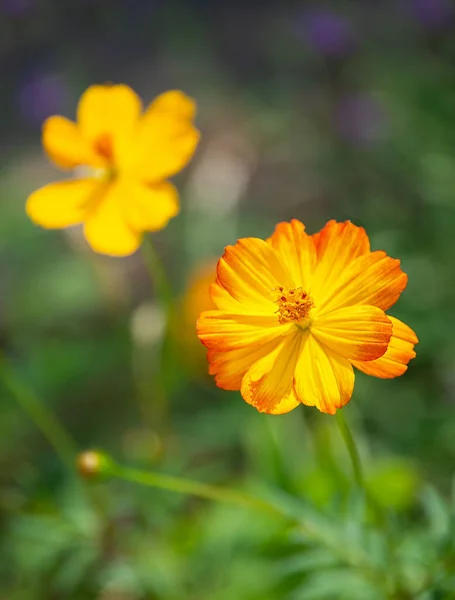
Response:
[0,355,78,470]
[335,409,363,488]
[105,458,384,587]
[141,235,174,312]
[140,235,176,434]
[109,462,281,517]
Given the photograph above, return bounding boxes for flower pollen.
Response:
[274,286,315,324]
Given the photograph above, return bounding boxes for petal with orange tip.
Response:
[121,179,179,232]
[313,220,370,264]
[240,332,302,414]
[316,250,408,314]
[83,181,141,256]
[217,238,293,310]
[351,316,418,378]
[77,84,142,160]
[311,305,392,361]
[267,219,317,288]
[26,178,99,228]
[208,338,281,391]
[311,220,371,304]
[293,333,355,414]
[126,90,200,182]
[197,310,292,351]
[42,116,105,170]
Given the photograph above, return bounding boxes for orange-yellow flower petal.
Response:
[267,389,301,415]
[26,179,99,228]
[83,182,141,256]
[207,339,281,390]
[311,220,372,306]
[317,250,408,314]
[267,219,317,288]
[197,310,292,351]
[217,238,293,309]
[293,333,355,414]
[42,116,105,170]
[210,281,251,313]
[125,90,200,182]
[313,219,370,265]
[121,180,179,232]
[77,84,142,161]
[240,332,302,414]
[311,305,392,361]
[351,317,418,378]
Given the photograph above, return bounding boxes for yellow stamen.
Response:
[274,286,314,325]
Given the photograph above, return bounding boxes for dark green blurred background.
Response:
[2,1,455,598]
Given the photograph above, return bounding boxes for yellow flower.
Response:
[172,260,217,375]
[197,220,418,415]
[26,84,200,256]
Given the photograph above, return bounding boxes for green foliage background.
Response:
[1,1,455,598]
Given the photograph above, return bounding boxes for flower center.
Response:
[274,286,314,325]
[94,133,114,162]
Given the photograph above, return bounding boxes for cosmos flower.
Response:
[26,84,199,256]
[197,220,418,415]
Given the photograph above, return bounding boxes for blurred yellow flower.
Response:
[172,261,217,375]
[197,220,418,415]
[26,84,200,256]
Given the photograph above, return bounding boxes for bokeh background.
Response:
[2,1,455,598]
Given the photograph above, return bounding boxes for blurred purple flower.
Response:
[18,72,69,127]
[297,9,354,57]
[335,94,387,146]
[411,0,453,28]
[1,0,34,16]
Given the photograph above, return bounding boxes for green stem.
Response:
[0,355,78,470]
[109,462,281,517]
[335,409,363,488]
[141,235,174,313]
[105,459,382,586]
[140,236,176,434]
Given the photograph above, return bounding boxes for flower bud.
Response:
[76,450,114,480]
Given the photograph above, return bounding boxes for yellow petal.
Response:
[207,338,281,391]
[293,333,355,414]
[317,250,408,314]
[83,181,141,256]
[150,89,197,120]
[217,237,294,310]
[207,340,299,415]
[267,219,317,288]
[210,281,252,313]
[121,180,179,232]
[124,90,199,181]
[311,305,392,361]
[42,116,104,170]
[312,220,371,305]
[77,84,142,162]
[240,332,302,414]
[197,310,292,351]
[313,220,370,268]
[26,179,99,228]
[268,389,301,415]
[352,316,418,378]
